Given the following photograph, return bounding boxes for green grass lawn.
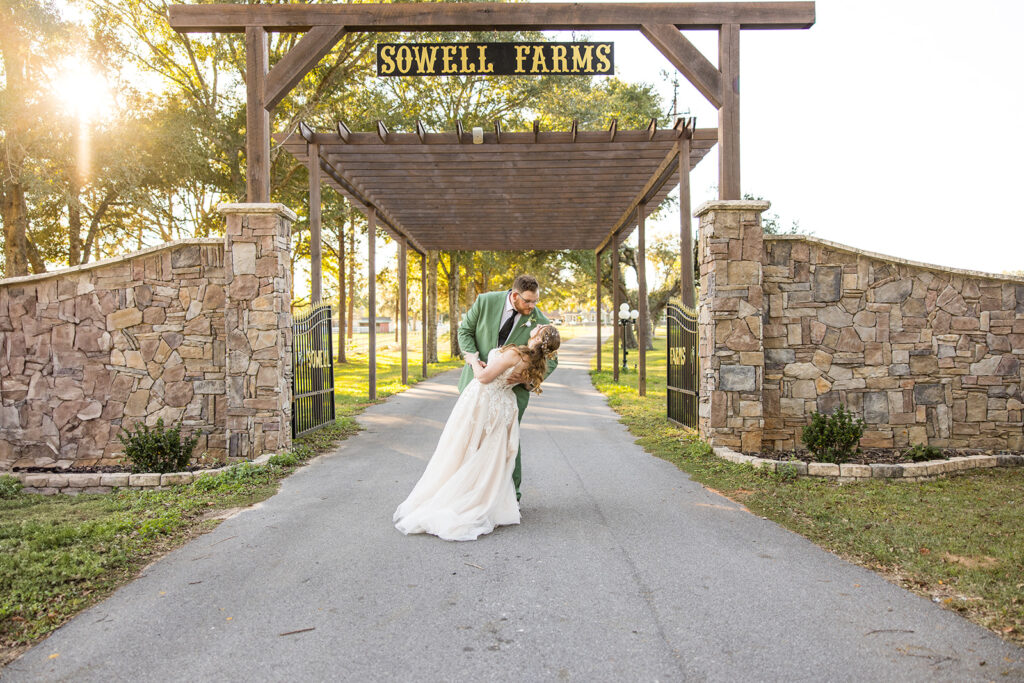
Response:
[591,335,1024,646]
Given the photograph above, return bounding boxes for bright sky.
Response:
[565,0,1024,276]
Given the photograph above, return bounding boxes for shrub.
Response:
[118,419,200,474]
[0,474,23,499]
[801,405,864,464]
[902,443,944,462]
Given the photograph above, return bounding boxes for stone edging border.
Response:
[712,446,1024,482]
[7,453,276,496]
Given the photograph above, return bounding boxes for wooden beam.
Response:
[678,136,695,308]
[533,119,540,142]
[494,120,502,143]
[376,120,389,143]
[309,142,323,303]
[169,3,816,33]
[338,209,346,363]
[719,22,741,199]
[608,119,617,142]
[570,119,578,143]
[646,117,657,141]
[367,205,377,401]
[456,120,465,143]
[637,203,648,396]
[612,239,620,383]
[265,24,347,110]
[336,120,351,143]
[282,127,711,147]
[421,252,428,378]
[641,23,723,108]
[596,250,602,371]
[400,238,408,385]
[245,27,270,202]
[416,120,427,143]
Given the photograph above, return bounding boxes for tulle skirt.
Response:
[393,379,520,541]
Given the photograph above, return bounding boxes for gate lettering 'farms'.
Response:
[377,42,614,76]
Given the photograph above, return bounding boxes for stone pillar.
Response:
[696,200,769,452]
[218,203,296,460]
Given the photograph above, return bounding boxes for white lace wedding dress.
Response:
[393,348,521,541]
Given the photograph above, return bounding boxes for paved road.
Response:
[6,331,1023,681]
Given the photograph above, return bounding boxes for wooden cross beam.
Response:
[168,3,815,32]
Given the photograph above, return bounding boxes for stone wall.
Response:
[0,203,297,472]
[0,240,227,470]
[762,235,1024,452]
[697,201,1024,454]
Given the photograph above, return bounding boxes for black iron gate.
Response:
[667,301,698,429]
[292,302,336,438]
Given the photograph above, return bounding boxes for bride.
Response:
[393,324,561,541]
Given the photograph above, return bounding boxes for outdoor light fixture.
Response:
[619,303,639,372]
[472,126,484,144]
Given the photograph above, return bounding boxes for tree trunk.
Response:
[447,251,460,358]
[1,181,31,277]
[425,250,439,363]
[68,178,83,266]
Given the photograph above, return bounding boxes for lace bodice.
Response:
[471,348,519,427]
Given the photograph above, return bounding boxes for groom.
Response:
[457,274,558,501]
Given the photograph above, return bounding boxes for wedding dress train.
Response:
[393,349,521,541]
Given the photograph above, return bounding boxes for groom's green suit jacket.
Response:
[456,290,558,417]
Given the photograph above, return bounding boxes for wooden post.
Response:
[612,239,620,383]
[421,252,428,378]
[245,27,270,203]
[367,206,377,401]
[400,238,408,385]
[678,136,695,308]
[638,202,648,397]
[595,250,602,371]
[337,208,346,362]
[308,143,322,302]
[718,23,740,200]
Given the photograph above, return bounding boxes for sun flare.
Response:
[53,58,115,123]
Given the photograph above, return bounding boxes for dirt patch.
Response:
[942,553,1001,570]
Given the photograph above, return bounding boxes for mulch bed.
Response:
[12,463,226,474]
[745,449,1021,465]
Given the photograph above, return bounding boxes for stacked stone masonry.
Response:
[697,201,1024,454]
[0,204,296,472]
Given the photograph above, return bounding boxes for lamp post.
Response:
[618,303,639,372]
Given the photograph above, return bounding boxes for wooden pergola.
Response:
[168,2,815,397]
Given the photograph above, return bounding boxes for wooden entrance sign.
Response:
[377,42,613,76]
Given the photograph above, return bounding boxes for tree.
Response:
[0,0,69,276]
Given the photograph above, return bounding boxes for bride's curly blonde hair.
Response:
[501,324,560,394]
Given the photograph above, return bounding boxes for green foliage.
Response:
[801,406,865,464]
[117,419,200,474]
[268,452,300,468]
[190,462,277,493]
[0,475,23,499]
[902,443,945,462]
